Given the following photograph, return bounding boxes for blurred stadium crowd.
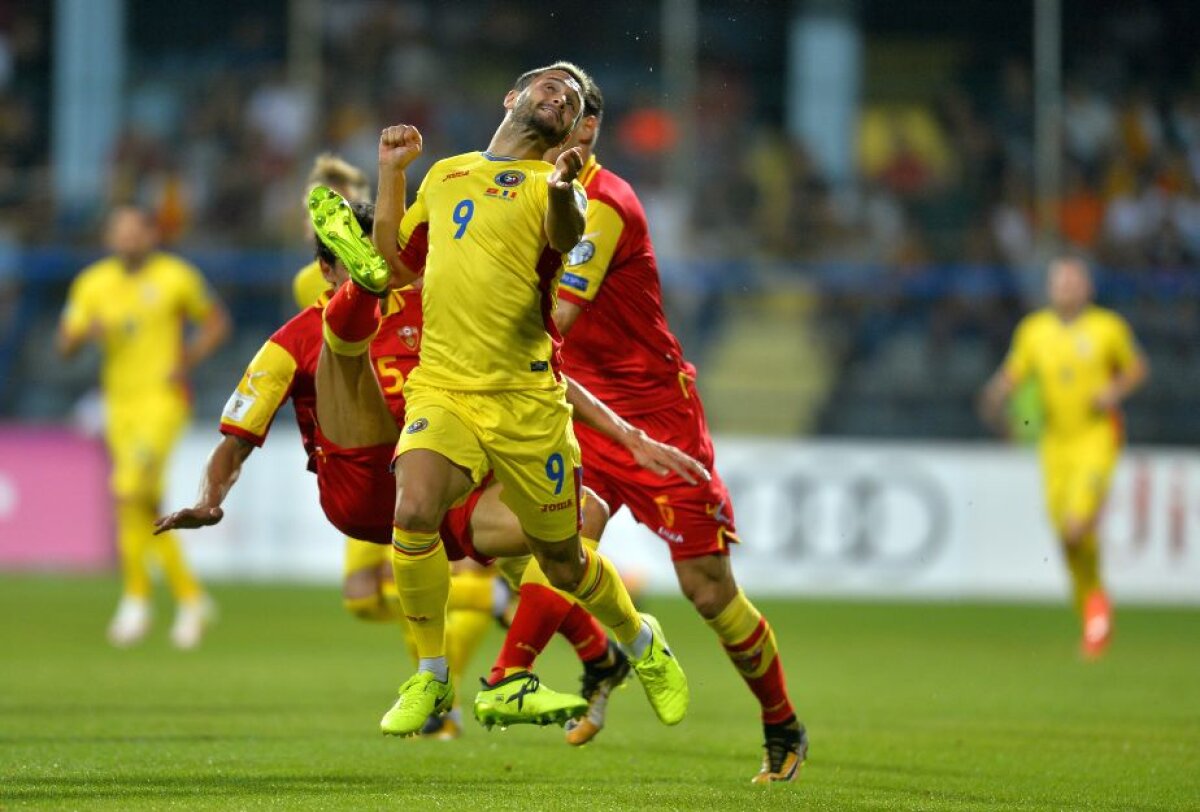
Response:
[2,0,1198,441]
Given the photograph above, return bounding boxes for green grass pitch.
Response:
[1,576,1198,810]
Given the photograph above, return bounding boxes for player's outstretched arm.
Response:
[373,124,423,288]
[154,435,254,534]
[545,146,586,253]
[564,376,710,485]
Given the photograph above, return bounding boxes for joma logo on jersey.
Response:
[441,170,470,182]
[541,498,575,513]
[494,170,525,187]
[485,187,518,201]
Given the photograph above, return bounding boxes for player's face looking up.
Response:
[508,70,583,146]
[106,207,158,267]
[1048,257,1093,318]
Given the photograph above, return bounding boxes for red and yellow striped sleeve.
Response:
[218,340,299,446]
[559,198,625,306]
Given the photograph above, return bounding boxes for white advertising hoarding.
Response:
[164,430,1200,604]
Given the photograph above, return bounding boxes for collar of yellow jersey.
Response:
[579,155,602,188]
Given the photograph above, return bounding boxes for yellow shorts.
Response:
[104,393,188,503]
[343,536,389,576]
[1040,431,1119,530]
[397,381,582,542]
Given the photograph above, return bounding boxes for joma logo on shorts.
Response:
[540,498,575,513]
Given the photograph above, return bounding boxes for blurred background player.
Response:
[982,257,1148,658]
[541,79,805,782]
[57,206,230,648]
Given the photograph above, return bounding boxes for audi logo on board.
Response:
[722,457,951,577]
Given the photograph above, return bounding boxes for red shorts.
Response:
[314,429,490,564]
[574,385,738,562]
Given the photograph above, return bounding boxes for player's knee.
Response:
[343,594,389,622]
[538,555,585,594]
[393,493,443,534]
[676,558,738,618]
[580,490,610,540]
[1061,518,1092,549]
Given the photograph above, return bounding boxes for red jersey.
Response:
[218,289,422,467]
[557,157,693,416]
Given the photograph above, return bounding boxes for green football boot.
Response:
[380,671,455,737]
[473,672,587,729]
[307,184,391,294]
[629,613,688,725]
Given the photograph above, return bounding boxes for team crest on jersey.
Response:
[406,417,429,434]
[494,170,525,187]
[566,240,595,267]
[398,325,419,349]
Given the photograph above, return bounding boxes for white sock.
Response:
[419,656,449,682]
[628,620,653,659]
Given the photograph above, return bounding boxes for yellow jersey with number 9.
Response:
[60,252,216,405]
[1003,306,1139,440]
[395,151,586,392]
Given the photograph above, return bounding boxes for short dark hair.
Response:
[583,80,604,119]
[315,201,374,266]
[513,60,592,97]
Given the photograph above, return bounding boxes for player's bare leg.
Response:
[674,554,807,783]
[1060,514,1111,659]
[380,448,472,736]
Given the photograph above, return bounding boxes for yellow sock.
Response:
[391,527,450,658]
[707,590,774,679]
[446,608,493,690]
[115,501,153,598]
[574,546,641,645]
[448,571,496,613]
[149,527,202,602]
[1065,531,1102,616]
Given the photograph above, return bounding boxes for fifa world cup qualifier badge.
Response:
[406,417,429,434]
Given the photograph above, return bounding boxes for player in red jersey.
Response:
[541,80,806,782]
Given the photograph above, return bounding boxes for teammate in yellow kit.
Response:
[982,257,1148,658]
[57,206,230,648]
[310,61,688,736]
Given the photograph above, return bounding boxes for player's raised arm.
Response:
[565,375,710,485]
[154,435,254,533]
[545,146,586,253]
[373,124,424,287]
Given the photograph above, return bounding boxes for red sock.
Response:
[725,618,796,725]
[488,583,572,684]
[557,602,609,663]
[324,280,379,345]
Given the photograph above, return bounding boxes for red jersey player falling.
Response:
[509,79,806,783]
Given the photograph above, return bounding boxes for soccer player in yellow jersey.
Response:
[57,206,231,648]
[982,257,1148,658]
[310,61,689,736]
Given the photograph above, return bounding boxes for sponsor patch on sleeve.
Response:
[566,240,595,267]
[221,391,256,423]
[561,272,589,292]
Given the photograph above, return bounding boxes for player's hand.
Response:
[153,505,224,534]
[548,146,584,191]
[624,428,711,485]
[378,125,423,171]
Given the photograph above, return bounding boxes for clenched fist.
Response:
[548,146,584,192]
[379,125,423,171]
